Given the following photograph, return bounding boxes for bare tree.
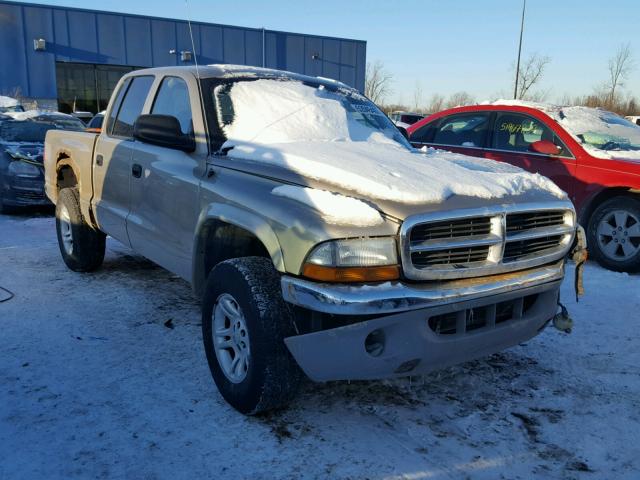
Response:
[605,43,634,106]
[413,81,423,111]
[426,93,445,113]
[516,53,551,100]
[445,91,475,108]
[365,61,393,105]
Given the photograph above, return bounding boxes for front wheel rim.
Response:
[212,293,251,384]
[596,209,640,261]
[59,205,73,255]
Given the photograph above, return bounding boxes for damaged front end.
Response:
[1,144,50,208]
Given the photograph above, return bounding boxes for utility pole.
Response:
[513,0,526,99]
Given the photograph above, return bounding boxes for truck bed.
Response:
[44,129,98,213]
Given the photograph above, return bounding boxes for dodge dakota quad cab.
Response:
[45,65,579,414]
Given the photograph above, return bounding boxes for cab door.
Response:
[126,75,203,280]
[92,75,154,245]
[484,112,576,196]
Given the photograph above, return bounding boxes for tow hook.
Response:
[553,302,573,333]
[570,225,588,302]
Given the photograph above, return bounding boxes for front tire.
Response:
[587,195,640,272]
[202,257,303,415]
[55,187,106,272]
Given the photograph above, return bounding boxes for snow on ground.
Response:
[1,212,639,480]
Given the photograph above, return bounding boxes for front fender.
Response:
[191,203,285,295]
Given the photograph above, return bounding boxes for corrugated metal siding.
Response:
[0,1,366,99]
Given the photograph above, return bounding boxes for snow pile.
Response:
[558,107,640,160]
[219,81,566,203]
[216,79,396,146]
[272,185,384,226]
[0,95,19,108]
[491,99,640,161]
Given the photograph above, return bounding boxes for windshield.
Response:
[0,121,56,143]
[559,107,640,153]
[211,78,411,149]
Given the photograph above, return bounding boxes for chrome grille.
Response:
[400,203,576,280]
[506,211,566,233]
[411,245,490,268]
[503,235,563,262]
[410,217,491,242]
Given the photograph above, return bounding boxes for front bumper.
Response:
[281,262,564,381]
[1,173,50,207]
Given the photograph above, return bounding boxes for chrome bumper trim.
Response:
[281,261,565,315]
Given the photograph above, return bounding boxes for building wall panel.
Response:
[124,17,153,67]
[0,3,28,97]
[97,13,126,65]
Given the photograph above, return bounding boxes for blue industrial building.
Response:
[0,1,366,113]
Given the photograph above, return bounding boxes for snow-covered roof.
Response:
[0,96,19,108]
[5,109,76,121]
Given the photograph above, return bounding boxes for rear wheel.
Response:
[201,257,303,415]
[55,187,106,272]
[587,195,640,272]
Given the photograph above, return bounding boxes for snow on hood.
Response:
[230,141,566,204]
[219,81,565,204]
[272,186,384,226]
[490,99,640,161]
[0,96,19,108]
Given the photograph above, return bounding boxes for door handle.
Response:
[95,154,103,166]
[132,163,142,178]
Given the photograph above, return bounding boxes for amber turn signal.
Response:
[302,264,400,282]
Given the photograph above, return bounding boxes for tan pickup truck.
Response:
[45,65,580,414]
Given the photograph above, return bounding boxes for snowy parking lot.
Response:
[1,211,639,480]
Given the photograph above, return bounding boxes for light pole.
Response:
[513,0,527,99]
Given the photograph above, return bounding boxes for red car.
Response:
[407,102,640,272]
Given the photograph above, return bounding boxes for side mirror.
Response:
[397,126,409,140]
[530,139,561,155]
[133,114,195,152]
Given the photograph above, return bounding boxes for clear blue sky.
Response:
[14,0,640,104]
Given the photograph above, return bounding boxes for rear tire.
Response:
[201,257,303,415]
[587,195,640,272]
[55,187,106,272]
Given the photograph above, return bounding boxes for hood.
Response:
[3,142,44,164]
[220,140,568,220]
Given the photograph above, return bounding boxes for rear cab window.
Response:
[151,76,193,136]
[110,75,155,139]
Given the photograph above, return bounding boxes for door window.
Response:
[111,76,154,139]
[493,113,555,153]
[432,113,489,147]
[151,77,193,135]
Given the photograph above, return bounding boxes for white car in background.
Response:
[626,115,640,126]
[390,111,426,129]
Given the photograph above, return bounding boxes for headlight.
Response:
[303,237,400,282]
[8,160,41,178]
